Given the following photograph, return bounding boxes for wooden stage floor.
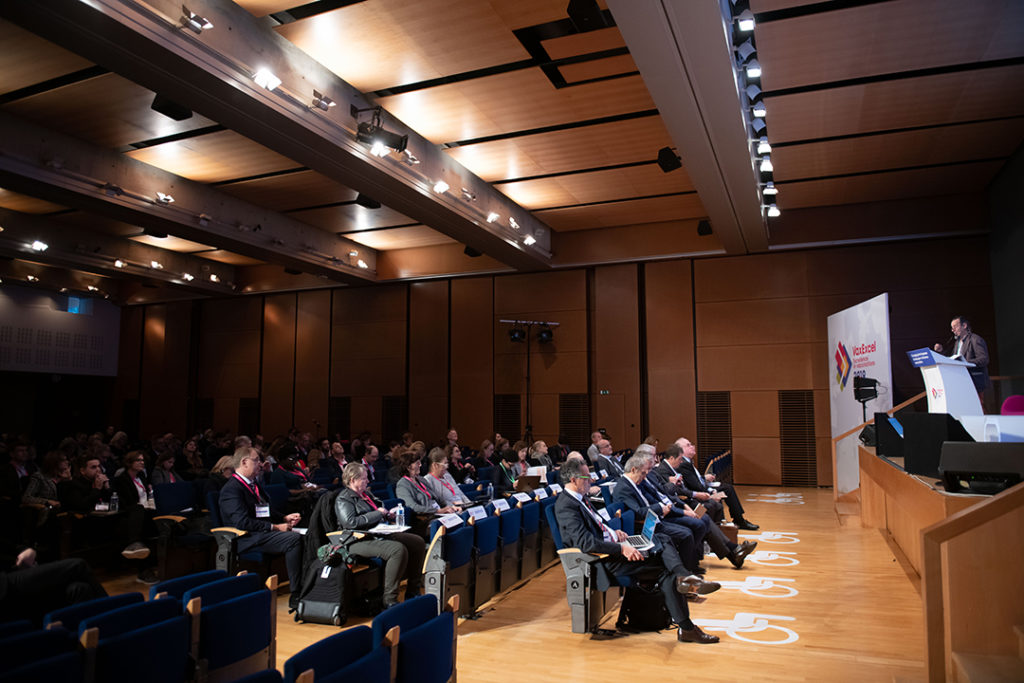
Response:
[104,486,927,682]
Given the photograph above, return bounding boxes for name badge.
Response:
[598,507,612,521]
[492,498,510,512]
[255,505,270,518]
[466,505,487,520]
[512,492,532,503]
[320,565,332,579]
[549,483,563,493]
[534,489,548,499]
[599,470,609,479]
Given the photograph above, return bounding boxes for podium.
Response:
[906,348,982,418]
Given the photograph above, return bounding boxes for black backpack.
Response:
[616,581,673,632]
[294,552,347,626]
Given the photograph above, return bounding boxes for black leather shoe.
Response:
[677,626,719,644]
[735,518,759,531]
[729,540,757,569]
[692,565,707,575]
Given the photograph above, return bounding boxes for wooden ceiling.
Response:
[0,0,1021,303]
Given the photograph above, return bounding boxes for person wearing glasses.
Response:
[219,447,303,608]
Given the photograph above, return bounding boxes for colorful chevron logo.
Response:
[834,341,852,390]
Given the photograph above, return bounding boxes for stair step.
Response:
[952,652,1024,683]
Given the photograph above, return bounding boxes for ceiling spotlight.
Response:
[402,150,420,165]
[26,275,39,282]
[763,181,778,196]
[461,188,476,201]
[198,213,212,226]
[537,325,554,343]
[156,192,174,204]
[759,155,773,173]
[209,273,220,283]
[486,212,500,223]
[509,216,519,230]
[657,146,682,173]
[736,9,755,32]
[433,180,450,194]
[356,122,408,155]
[357,259,368,269]
[348,250,358,257]
[523,234,536,246]
[60,287,68,293]
[31,240,48,251]
[114,259,126,268]
[767,203,781,217]
[150,260,164,269]
[745,59,762,79]
[253,68,281,91]
[87,285,99,292]
[182,272,195,281]
[756,136,771,155]
[311,89,335,111]
[370,141,388,157]
[752,100,767,118]
[750,118,766,134]
[355,193,381,210]
[508,327,526,343]
[735,38,756,63]
[180,5,213,33]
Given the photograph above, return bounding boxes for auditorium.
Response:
[1,1,1022,681]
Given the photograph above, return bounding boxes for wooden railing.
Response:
[830,391,926,502]
[921,481,1024,682]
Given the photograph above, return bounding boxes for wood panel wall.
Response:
[113,235,993,485]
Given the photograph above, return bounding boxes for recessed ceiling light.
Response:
[523,234,536,246]
[114,259,126,268]
[486,212,500,223]
[756,137,771,155]
[87,285,99,292]
[349,250,358,257]
[433,180,449,194]
[26,275,39,282]
[509,216,520,230]
[31,240,48,251]
[759,155,773,173]
[745,59,761,79]
[209,274,220,283]
[150,260,164,269]
[253,68,281,91]
[156,192,174,204]
[182,273,195,281]
[767,203,781,217]
[737,9,755,32]
[357,259,368,269]
[763,182,778,196]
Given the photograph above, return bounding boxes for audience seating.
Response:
[0,649,82,682]
[0,626,76,676]
[423,524,475,618]
[519,500,541,575]
[0,620,32,639]
[469,514,500,610]
[79,600,190,683]
[207,491,277,579]
[284,624,392,683]
[544,501,628,634]
[537,495,558,566]
[227,670,284,683]
[494,504,522,591]
[44,591,144,631]
[183,573,279,682]
[372,594,458,683]
[152,482,215,581]
[150,568,228,601]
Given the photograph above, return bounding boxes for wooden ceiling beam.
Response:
[0,0,553,271]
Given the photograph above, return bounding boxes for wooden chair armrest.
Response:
[557,547,607,560]
[211,526,247,537]
[153,515,187,523]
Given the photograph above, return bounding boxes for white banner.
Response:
[827,293,893,494]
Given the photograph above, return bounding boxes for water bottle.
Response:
[395,503,405,527]
[109,491,119,512]
[486,483,494,501]
[984,417,1000,442]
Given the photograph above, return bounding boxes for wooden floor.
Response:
[102,486,927,682]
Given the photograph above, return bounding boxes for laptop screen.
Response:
[641,509,659,540]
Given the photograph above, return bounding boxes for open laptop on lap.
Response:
[625,509,659,551]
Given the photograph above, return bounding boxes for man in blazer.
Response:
[594,439,625,479]
[672,438,758,531]
[934,315,990,395]
[219,447,303,607]
[554,458,719,644]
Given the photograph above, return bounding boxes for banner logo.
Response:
[834,341,852,390]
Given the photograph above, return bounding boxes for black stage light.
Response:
[509,327,526,343]
[537,325,554,343]
[356,121,408,154]
[853,376,879,402]
[697,220,712,236]
[567,0,610,32]
[463,245,482,258]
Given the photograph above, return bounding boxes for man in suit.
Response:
[672,438,758,531]
[554,458,719,643]
[612,453,711,574]
[934,315,990,398]
[594,439,625,479]
[219,447,303,607]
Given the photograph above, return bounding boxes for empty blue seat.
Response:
[495,506,522,591]
[520,500,541,575]
[470,515,500,609]
[0,626,75,673]
[88,614,190,683]
[150,568,228,600]
[43,591,144,631]
[0,649,82,682]
[283,624,389,683]
[79,597,181,639]
[424,523,474,618]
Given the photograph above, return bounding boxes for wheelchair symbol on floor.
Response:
[747,550,799,566]
[693,612,799,645]
[717,576,799,599]
[739,531,800,544]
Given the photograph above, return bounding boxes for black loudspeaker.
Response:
[151,93,192,121]
[355,193,381,209]
[657,147,682,173]
[901,412,974,479]
[858,424,876,447]
[463,246,482,258]
[939,441,1024,494]
[697,220,712,236]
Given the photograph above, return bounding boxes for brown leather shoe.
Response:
[677,626,719,644]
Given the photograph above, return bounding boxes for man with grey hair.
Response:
[594,439,624,478]
[554,458,720,644]
[672,438,758,531]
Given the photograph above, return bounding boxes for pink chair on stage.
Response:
[999,395,1024,415]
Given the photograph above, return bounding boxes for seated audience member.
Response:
[554,459,720,644]
[1,441,36,502]
[395,448,456,517]
[335,463,425,608]
[444,428,460,451]
[563,451,600,496]
[594,438,625,478]
[150,451,180,485]
[0,545,106,625]
[672,437,758,530]
[361,443,382,482]
[445,443,475,484]
[22,450,68,510]
[203,432,233,470]
[112,451,155,564]
[108,431,129,463]
[491,447,520,497]
[586,431,603,463]
[178,437,208,480]
[219,447,303,607]
[529,440,553,469]
[512,440,530,477]
[471,440,496,471]
[209,456,236,490]
[60,453,111,513]
[423,448,472,508]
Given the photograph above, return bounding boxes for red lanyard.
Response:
[432,474,457,496]
[288,468,308,482]
[404,475,430,495]
[233,473,263,502]
[359,491,379,510]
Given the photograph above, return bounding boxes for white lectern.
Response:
[906,348,982,418]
